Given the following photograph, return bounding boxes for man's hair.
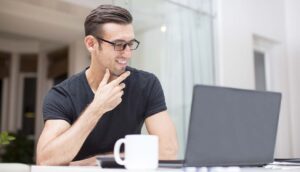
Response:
[84,4,133,37]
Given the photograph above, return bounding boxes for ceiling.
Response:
[0,0,209,50]
[0,0,89,44]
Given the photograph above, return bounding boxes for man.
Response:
[36,4,178,166]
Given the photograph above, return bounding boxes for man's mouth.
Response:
[116,59,127,66]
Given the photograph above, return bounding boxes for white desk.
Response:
[31,165,300,172]
[31,166,181,172]
[0,163,30,172]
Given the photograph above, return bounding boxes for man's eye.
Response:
[115,42,126,47]
[128,42,134,46]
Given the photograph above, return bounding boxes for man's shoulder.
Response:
[50,70,86,96]
[56,70,85,87]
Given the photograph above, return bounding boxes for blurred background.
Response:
[0,0,299,164]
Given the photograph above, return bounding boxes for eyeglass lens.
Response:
[114,40,139,51]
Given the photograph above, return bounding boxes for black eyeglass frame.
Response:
[95,36,140,51]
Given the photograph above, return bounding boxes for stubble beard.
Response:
[110,67,126,77]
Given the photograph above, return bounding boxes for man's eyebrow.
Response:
[111,39,135,42]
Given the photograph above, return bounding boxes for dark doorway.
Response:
[254,51,267,91]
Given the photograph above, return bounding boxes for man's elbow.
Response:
[36,154,53,166]
[36,154,49,166]
[37,159,49,166]
[36,153,69,166]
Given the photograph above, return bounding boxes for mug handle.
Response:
[114,138,126,166]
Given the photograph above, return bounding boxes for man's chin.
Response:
[110,68,126,77]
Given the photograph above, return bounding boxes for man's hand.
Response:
[92,69,130,113]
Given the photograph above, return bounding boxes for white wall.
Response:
[285,0,300,157]
[68,39,90,75]
[215,0,297,158]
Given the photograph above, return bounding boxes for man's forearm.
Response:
[159,132,179,160]
[159,142,178,160]
[144,111,179,160]
[37,104,104,165]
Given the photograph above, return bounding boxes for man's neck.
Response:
[85,66,117,93]
[85,67,102,93]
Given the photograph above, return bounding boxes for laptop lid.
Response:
[184,85,281,167]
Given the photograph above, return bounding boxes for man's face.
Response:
[96,23,135,76]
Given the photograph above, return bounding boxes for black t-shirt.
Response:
[43,66,167,161]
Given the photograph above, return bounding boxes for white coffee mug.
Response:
[114,134,158,170]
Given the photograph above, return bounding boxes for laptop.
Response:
[177,84,281,167]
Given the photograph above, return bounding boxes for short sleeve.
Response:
[144,75,167,118]
[43,88,73,124]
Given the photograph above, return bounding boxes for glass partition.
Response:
[117,0,215,158]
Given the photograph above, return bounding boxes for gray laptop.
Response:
[183,84,281,167]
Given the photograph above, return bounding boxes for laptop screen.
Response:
[185,85,281,167]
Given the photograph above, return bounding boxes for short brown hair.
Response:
[84,4,133,37]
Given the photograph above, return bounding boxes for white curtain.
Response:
[130,0,215,158]
[160,3,214,158]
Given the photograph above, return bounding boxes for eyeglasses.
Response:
[95,37,140,51]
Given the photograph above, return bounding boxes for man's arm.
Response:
[145,111,179,160]
[36,69,130,165]
[36,105,104,165]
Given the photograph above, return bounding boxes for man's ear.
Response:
[84,36,98,52]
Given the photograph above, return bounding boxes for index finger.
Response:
[98,69,110,88]
[110,71,130,86]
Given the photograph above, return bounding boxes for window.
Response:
[123,0,215,158]
[21,77,37,136]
